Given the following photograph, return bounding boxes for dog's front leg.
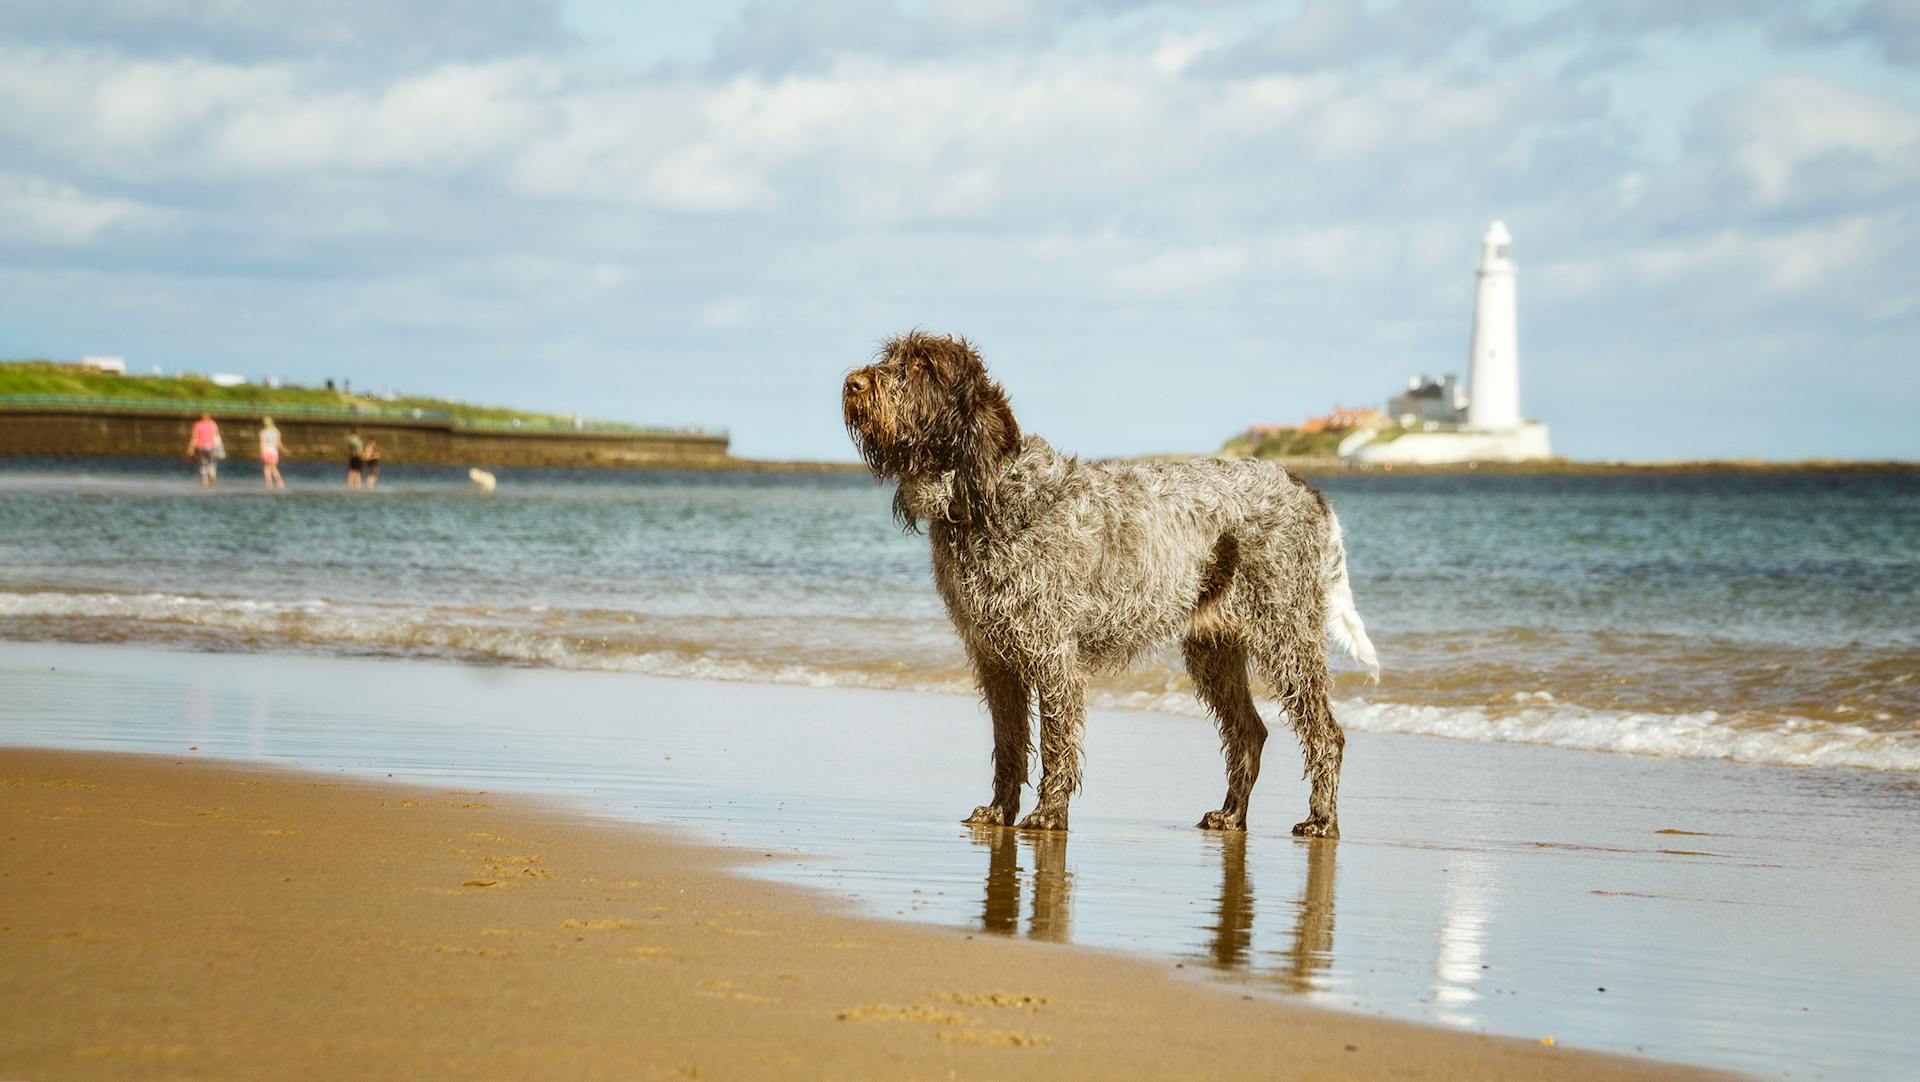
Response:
[964,650,1030,827]
[1018,647,1085,833]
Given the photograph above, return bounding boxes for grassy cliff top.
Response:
[1220,427,1358,460]
[0,360,630,430]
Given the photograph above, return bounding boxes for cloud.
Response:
[0,173,159,245]
[0,3,1913,460]
[1849,0,1920,64]
[1691,76,1920,213]
[0,0,566,62]
[705,0,1056,74]
[1191,0,1479,75]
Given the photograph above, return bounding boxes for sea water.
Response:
[2,457,1914,773]
[4,457,1919,1077]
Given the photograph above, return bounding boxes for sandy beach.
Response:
[4,641,1918,1078]
[2,746,1726,1081]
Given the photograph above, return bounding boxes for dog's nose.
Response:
[845,372,870,396]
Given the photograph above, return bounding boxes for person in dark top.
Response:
[345,429,365,490]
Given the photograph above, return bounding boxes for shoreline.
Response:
[6,641,1915,1076]
[3,448,1914,475]
[1,747,1722,1080]
[1128,454,1920,475]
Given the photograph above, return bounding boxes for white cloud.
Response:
[0,6,1913,460]
[1108,242,1252,295]
[1702,76,1920,209]
[0,173,157,244]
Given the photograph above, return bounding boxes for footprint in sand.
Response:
[482,855,551,879]
[429,945,512,958]
[563,918,637,930]
[694,980,781,1004]
[935,1030,1053,1048]
[936,991,1049,1012]
[835,1005,971,1025]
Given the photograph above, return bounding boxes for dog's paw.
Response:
[1016,807,1069,833]
[1290,817,1339,839]
[963,804,1010,827]
[1196,809,1246,832]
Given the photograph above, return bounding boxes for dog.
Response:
[843,331,1377,837]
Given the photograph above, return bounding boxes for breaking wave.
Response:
[3,587,1916,774]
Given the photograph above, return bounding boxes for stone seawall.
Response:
[0,405,730,469]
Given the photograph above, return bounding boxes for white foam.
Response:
[3,588,1915,774]
[1334,698,1920,773]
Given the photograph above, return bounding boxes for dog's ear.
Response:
[950,378,1020,531]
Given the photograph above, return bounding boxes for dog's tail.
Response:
[1322,509,1380,682]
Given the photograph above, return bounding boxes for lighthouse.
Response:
[1346,220,1552,464]
[1466,220,1519,431]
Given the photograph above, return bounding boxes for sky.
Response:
[1,0,1915,462]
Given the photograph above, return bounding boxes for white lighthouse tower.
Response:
[1347,219,1551,464]
[1467,220,1520,430]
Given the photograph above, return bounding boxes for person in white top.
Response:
[259,417,289,490]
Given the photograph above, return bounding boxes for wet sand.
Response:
[6,642,1917,1076]
[1,748,1720,1081]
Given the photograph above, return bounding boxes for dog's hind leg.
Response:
[1017,646,1085,833]
[1269,649,1344,838]
[1186,635,1268,832]
[965,650,1030,827]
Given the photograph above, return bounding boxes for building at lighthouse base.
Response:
[1344,422,1552,464]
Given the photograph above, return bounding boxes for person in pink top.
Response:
[258,416,288,490]
[185,412,223,487]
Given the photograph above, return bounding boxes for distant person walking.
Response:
[362,438,383,490]
[185,412,222,488]
[258,417,288,490]
[345,428,365,490]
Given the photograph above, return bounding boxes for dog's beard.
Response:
[844,378,919,478]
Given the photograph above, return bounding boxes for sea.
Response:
[7,455,1920,1077]
[2,456,1914,775]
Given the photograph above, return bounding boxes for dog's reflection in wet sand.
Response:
[970,827,1337,993]
[1203,835,1338,993]
[973,828,1072,942]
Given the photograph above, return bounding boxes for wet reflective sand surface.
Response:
[5,641,1917,1078]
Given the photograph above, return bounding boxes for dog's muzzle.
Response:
[843,370,879,433]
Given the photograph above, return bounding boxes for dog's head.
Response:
[843,331,1021,531]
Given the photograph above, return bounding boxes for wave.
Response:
[3,587,1916,774]
[0,587,976,692]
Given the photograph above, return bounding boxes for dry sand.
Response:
[1,748,1725,1080]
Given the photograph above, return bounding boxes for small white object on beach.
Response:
[468,468,497,494]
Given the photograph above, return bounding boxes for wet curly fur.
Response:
[843,331,1377,837]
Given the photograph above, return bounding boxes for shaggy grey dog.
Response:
[843,331,1378,837]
